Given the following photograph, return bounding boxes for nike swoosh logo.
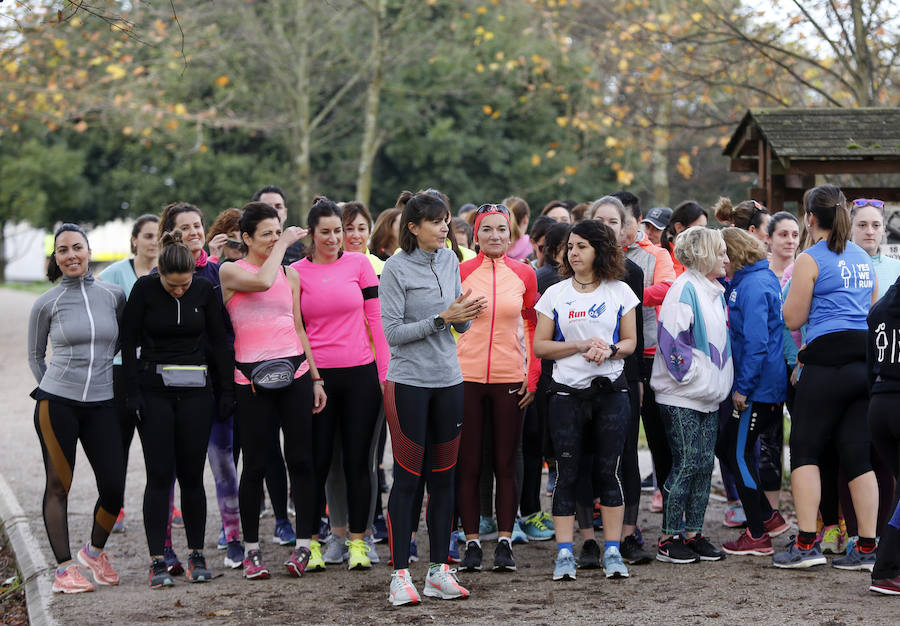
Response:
[508,388,520,395]
[456,422,463,428]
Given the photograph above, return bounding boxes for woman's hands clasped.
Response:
[439,289,488,325]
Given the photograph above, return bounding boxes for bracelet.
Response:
[312,379,325,387]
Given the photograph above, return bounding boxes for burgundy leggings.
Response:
[457,381,525,535]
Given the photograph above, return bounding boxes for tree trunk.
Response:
[850,0,876,106]
[0,219,7,283]
[355,0,385,208]
[293,0,312,225]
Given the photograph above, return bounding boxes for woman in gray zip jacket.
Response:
[379,191,486,606]
[27,223,126,594]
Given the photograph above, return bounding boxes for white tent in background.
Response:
[86,218,132,263]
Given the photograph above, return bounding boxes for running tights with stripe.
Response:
[385,381,462,570]
[138,388,214,555]
[723,402,780,537]
[311,363,381,535]
[457,382,524,535]
[34,397,124,564]
[236,375,315,543]
[869,392,900,580]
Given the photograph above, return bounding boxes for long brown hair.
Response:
[370,207,402,260]
[803,184,849,254]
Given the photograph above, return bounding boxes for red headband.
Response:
[473,209,511,244]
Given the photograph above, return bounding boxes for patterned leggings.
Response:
[661,404,718,535]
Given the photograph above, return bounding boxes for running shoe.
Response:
[272,519,297,546]
[539,511,555,531]
[479,516,499,541]
[820,524,847,555]
[723,503,747,528]
[603,546,630,579]
[224,541,244,569]
[76,544,119,585]
[409,539,419,563]
[832,546,876,571]
[448,536,460,563]
[620,534,653,565]
[424,563,470,600]
[389,569,421,606]
[493,540,516,572]
[216,527,228,550]
[53,565,94,594]
[633,525,645,546]
[578,539,601,569]
[722,529,773,556]
[365,534,381,564]
[650,489,663,513]
[522,512,554,541]
[686,534,726,561]
[172,506,184,529]
[348,538,373,570]
[148,558,174,589]
[460,542,483,572]
[163,545,183,576]
[763,510,790,538]
[656,536,699,564]
[323,534,349,564]
[772,540,827,568]
[308,540,326,571]
[641,473,655,491]
[112,509,126,534]
[546,467,557,497]
[870,575,900,595]
[318,517,331,543]
[511,519,529,544]
[553,548,577,581]
[373,514,388,543]
[185,550,211,583]
[284,546,311,578]
[242,549,271,579]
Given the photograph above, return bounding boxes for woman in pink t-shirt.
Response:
[292,197,390,572]
[219,202,326,581]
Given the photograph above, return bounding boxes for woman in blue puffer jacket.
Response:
[719,228,790,557]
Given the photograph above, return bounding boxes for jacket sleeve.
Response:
[733,280,770,397]
[654,286,700,385]
[27,295,52,384]
[379,262,439,346]
[359,257,390,382]
[520,265,541,392]
[120,279,145,402]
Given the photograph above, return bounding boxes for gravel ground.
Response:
[0,286,896,624]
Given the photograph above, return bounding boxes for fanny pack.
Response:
[236,355,306,393]
[156,364,208,388]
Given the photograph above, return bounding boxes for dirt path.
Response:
[0,287,893,624]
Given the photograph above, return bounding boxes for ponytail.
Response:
[828,204,850,254]
[804,184,848,254]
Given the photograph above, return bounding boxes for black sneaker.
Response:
[493,540,516,572]
[686,534,726,561]
[185,550,211,583]
[656,536,699,564]
[641,473,655,491]
[621,534,653,565]
[149,557,174,589]
[578,539,602,569]
[460,541,483,572]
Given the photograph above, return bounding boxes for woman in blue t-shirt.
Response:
[775,184,879,570]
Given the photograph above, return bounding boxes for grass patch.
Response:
[0,281,50,295]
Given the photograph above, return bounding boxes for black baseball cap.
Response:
[642,207,672,229]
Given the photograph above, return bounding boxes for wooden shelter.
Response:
[723,108,900,211]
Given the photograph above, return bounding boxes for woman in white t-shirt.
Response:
[533,220,639,582]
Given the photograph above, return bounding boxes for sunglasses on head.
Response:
[476,203,510,215]
[852,198,885,209]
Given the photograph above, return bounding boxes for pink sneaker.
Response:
[52,566,94,594]
[77,544,119,585]
[243,549,270,579]
[763,511,790,538]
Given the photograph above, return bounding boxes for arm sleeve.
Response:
[733,286,770,397]
[203,282,233,394]
[643,281,671,307]
[27,297,51,384]
[120,280,145,401]
[520,267,541,392]
[652,248,676,284]
[379,263,437,346]
[359,257,390,381]
[655,290,699,385]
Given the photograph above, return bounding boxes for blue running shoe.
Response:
[546,467,557,497]
[832,545,876,571]
[409,539,419,563]
[602,546,630,579]
[479,516,498,541]
[772,540,826,568]
[448,535,461,563]
[553,548,576,581]
[272,519,297,546]
[373,514,388,543]
[457,529,467,544]
[217,527,227,551]
[511,519,529,544]
[318,517,331,543]
[540,511,555,531]
[522,512,554,541]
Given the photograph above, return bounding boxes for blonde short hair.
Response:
[721,227,766,273]
[674,226,724,275]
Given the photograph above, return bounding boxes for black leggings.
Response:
[34,397,125,564]
[869,392,900,580]
[311,363,381,535]
[237,374,315,543]
[113,365,138,470]
[549,385,630,516]
[520,402,544,517]
[138,387,214,555]
[723,402,780,537]
[641,356,671,489]
[790,361,871,478]
[232,410,290,520]
[385,381,462,570]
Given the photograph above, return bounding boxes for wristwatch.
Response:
[433,315,447,331]
[608,343,619,357]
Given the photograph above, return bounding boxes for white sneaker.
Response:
[423,563,470,600]
[389,569,421,606]
[365,534,380,564]
[323,534,348,564]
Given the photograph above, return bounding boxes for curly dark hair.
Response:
[560,220,625,282]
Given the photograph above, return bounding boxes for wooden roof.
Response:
[723,108,900,160]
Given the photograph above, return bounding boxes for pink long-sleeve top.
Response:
[292,252,389,381]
